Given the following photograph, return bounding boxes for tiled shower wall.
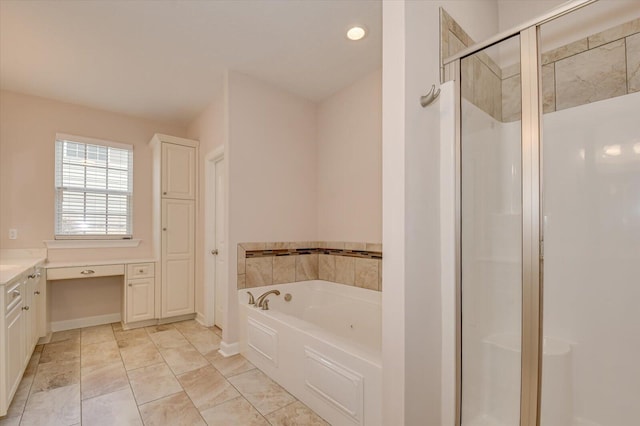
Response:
[441,9,640,122]
[237,242,382,291]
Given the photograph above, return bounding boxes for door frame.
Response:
[203,146,225,327]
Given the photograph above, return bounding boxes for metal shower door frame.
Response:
[446,1,598,425]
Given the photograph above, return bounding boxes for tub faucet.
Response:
[246,291,255,305]
[256,290,280,308]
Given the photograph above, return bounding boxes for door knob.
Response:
[211,249,219,255]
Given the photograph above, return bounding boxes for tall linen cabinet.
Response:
[150,134,198,319]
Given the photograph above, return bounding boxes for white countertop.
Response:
[45,258,157,269]
[0,249,47,286]
[1,249,157,284]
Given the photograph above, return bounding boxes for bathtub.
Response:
[238,280,382,426]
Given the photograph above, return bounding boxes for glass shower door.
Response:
[460,34,523,426]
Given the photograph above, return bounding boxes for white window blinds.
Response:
[54,134,133,239]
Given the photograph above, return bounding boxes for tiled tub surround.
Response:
[441,10,640,122]
[237,242,382,291]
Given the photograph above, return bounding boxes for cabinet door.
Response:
[23,280,34,363]
[6,303,25,399]
[161,199,195,317]
[126,278,155,323]
[35,273,46,339]
[161,143,195,199]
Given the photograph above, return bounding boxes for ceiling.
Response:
[0,0,382,126]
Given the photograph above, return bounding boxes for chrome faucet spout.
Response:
[256,289,281,308]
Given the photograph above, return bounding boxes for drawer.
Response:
[127,263,154,279]
[5,280,23,312]
[46,264,125,280]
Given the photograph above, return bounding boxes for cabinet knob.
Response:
[128,283,133,287]
[163,228,167,231]
[22,306,30,311]
[163,191,167,195]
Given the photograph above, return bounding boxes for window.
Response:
[54,134,133,239]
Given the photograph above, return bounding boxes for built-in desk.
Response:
[45,258,166,331]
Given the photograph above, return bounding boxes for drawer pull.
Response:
[80,269,95,275]
[34,291,41,295]
[138,269,144,273]
[22,306,29,311]
[12,290,20,298]
[28,273,36,279]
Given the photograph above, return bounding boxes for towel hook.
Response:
[420,84,441,107]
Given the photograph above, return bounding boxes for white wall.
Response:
[187,94,226,316]
[0,90,187,323]
[224,71,318,342]
[317,69,382,243]
[382,1,499,424]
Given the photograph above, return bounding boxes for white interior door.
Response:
[213,159,226,329]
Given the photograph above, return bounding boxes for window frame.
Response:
[54,133,134,240]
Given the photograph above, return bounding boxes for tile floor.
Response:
[0,320,328,426]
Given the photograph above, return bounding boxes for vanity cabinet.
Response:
[150,134,198,320]
[1,265,44,416]
[124,263,155,323]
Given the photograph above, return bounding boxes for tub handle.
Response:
[261,299,270,310]
[247,291,255,305]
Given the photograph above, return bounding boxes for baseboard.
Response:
[219,341,240,357]
[51,313,121,332]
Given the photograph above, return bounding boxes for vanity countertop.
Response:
[0,249,47,286]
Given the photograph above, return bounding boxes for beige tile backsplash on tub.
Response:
[237,241,382,291]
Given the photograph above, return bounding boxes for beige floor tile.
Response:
[0,416,20,426]
[81,324,115,346]
[127,363,182,405]
[81,340,121,368]
[177,365,240,411]
[159,345,209,375]
[30,359,80,394]
[265,401,329,425]
[21,383,80,426]
[82,388,142,426]
[205,351,255,377]
[199,396,268,426]
[138,391,205,426]
[23,352,40,380]
[180,328,222,354]
[114,327,148,342]
[39,338,80,364]
[111,321,124,332]
[49,329,80,343]
[228,369,296,415]
[4,374,31,417]
[145,324,175,334]
[172,319,203,333]
[81,361,129,400]
[119,338,164,371]
[212,326,223,337]
[148,328,189,349]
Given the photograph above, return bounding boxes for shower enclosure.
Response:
[444,0,640,425]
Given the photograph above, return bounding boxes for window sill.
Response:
[43,239,141,249]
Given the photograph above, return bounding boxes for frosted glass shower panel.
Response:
[540,10,640,426]
[460,34,522,426]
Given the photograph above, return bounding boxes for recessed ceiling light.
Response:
[347,26,366,41]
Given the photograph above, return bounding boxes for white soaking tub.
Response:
[238,280,382,426]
